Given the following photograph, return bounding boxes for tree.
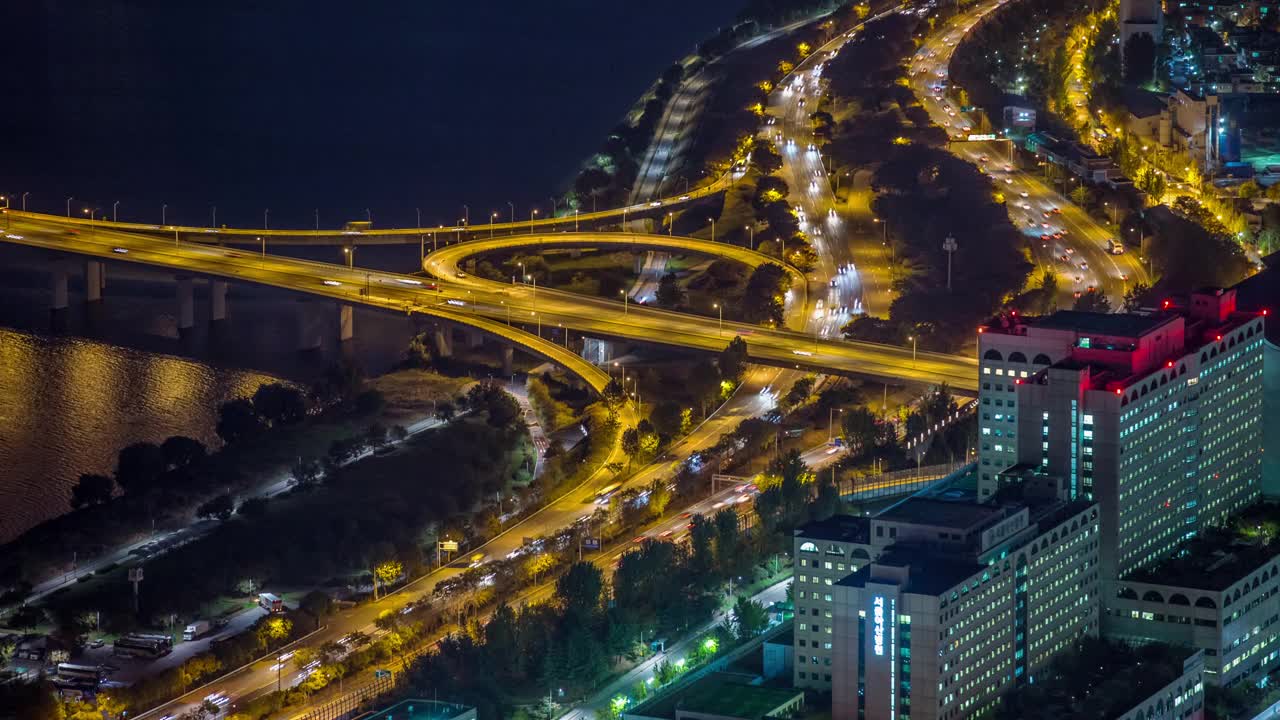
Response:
[718,336,748,383]
[753,140,784,175]
[621,427,642,468]
[1135,166,1167,200]
[648,401,685,440]
[1073,291,1112,313]
[1123,32,1156,86]
[216,398,263,445]
[556,562,604,619]
[197,493,234,521]
[1238,179,1263,200]
[435,401,456,422]
[1069,185,1093,207]
[290,457,323,487]
[467,382,522,428]
[784,376,815,408]
[741,263,788,326]
[752,176,790,210]
[1122,281,1154,311]
[69,474,113,509]
[114,442,166,493]
[365,422,388,448]
[730,596,769,641]
[372,559,403,600]
[252,383,308,425]
[256,615,293,649]
[655,273,684,308]
[688,361,722,416]
[842,407,881,452]
[161,436,207,469]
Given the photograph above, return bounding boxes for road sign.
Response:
[439,540,458,552]
[583,538,601,550]
[966,133,997,141]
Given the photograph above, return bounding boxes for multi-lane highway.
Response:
[768,6,904,325]
[907,0,1150,308]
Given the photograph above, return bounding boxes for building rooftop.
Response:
[795,514,870,544]
[1123,87,1168,119]
[624,673,803,720]
[836,548,987,597]
[995,639,1197,720]
[1126,503,1280,591]
[1033,310,1176,338]
[877,497,1005,531]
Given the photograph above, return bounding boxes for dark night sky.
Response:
[1,1,746,228]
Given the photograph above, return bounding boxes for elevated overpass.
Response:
[1,217,978,392]
[2,168,740,247]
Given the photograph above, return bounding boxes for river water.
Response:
[0,0,745,542]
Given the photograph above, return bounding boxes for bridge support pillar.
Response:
[51,266,69,310]
[467,328,484,349]
[176,276,195,330]
[338,304,354,342]
[581,337,614,365]
[634,254,644,274]
[297,300,322,351]
[433,327,453,357]
[85,261,103,302]
[501,345,514,377]
[210,280,228,322]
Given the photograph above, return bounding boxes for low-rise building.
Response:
[1105,504,1280,687]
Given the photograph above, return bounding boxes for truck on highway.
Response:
[258,592,284,613]
[1106,238,1125,255]
[183,620,211,641]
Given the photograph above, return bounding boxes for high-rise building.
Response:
[799,487,1099,720]
[1119,0,1163,65]
[980,289,1265,581]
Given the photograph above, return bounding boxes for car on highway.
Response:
[1020,191,1029,197]
[455,271,467,278]
[111,247,129,254]
[678,195,690,201]
[649,201,661,207]
[322,280,341,287]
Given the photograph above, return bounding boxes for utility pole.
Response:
[943,235,958,291]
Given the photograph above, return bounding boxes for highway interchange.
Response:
[0,0,1148,716]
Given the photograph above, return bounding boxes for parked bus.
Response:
[112,634,172,659]
[56,663,104,683]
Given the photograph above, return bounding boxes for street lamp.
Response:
[66,196,73,218]
[908,335,917,367]
[264,208,269,230]
[828,407,843,442]
[462,205,470,226]
[530,208,539,233]
[491,212,499,238]
[744,225,754,249]
[619,289,629,315]
[114,201,121,223]
[343,246,355,268]
[667,212,674,236]
[708,217,716,243]
[713,302,723,337]
[575,208,580,232]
